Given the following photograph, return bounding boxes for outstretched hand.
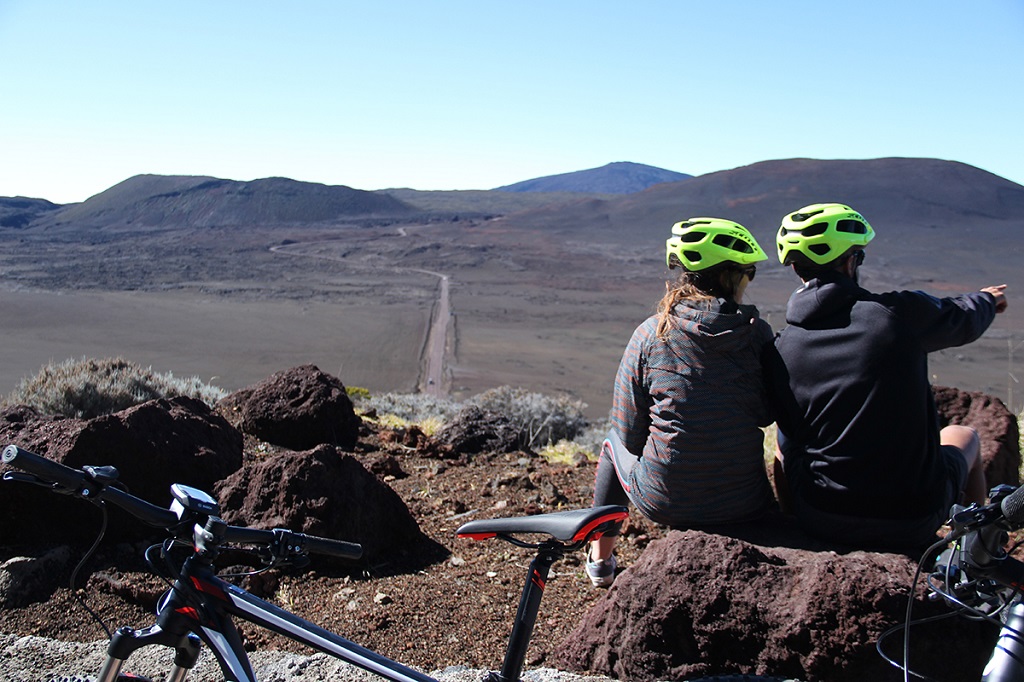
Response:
[981,284,1008,313]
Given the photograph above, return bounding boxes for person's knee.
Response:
[941,425,981,466]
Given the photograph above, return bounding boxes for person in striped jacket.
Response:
[587,217,777,587]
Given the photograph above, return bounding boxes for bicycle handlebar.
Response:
[2,444,363,561]
[2,444,180,527]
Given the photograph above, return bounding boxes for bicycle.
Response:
[1,443,796,682]
[879,483,1024,681]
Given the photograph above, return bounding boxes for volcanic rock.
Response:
[214,444,447,570]
[218,365,361,451]
[0,546,72,608]
[436,406,523,455]
[553,523,996,681]
[0,397,243,545]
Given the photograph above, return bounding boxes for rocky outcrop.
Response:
[553,523,997,681]
[218,365,361,451]
[436,406,523,456]
[934,385,1021,487]
[214,444,446,570]
[0,397,243,545]
[0,547,72,608]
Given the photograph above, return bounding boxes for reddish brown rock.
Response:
[214,444,446,570]
[556,387,1020,681]
[553,524,996,681]
[0,397,243,545]
[218,365,361,451]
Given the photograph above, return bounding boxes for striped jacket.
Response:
[611,299,775,526]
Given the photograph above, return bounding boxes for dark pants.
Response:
[592,430,639,537]
[792,444,970,550]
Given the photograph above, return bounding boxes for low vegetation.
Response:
[359,385,596,454]
[3,357,226,419]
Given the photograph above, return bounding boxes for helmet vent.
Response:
[683,250,702,263]
[801,222,829,237]
[836,219,867,234]
[808,244,831,256]
[680,231,705,243]
[712,233,754,253]
[791,209,824,222]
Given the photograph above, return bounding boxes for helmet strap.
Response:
[843,249,865,284]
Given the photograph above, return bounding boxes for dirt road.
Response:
[269,242,451,397]
[418,272,449,396]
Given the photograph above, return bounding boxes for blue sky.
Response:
[1,1,1022,205]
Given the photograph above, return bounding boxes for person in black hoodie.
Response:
[769,203,1008,549]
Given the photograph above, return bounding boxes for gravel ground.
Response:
[0,434,662,681]
[0,633,617,682]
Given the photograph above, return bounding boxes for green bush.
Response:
[5,357,227,419]
[345,385,372,403]
[574,419,612,456]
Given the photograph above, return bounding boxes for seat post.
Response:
[492,542,564,682]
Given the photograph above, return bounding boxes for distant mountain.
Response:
[34,175,418,229]
[0,197,61,228]
[495,158,1024,248]
[494,161,691,194]
[7,159,1021,236]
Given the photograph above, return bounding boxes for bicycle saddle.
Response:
[457,505,627,543]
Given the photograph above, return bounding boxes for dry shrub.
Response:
[5,356,226,418]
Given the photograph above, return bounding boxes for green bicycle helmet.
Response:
[776,203,875,266]
[665,217,768,271]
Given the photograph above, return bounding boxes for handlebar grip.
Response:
[222,525,362,560]
[2,445,85,490]
[303,534,363,560]
[1001,486,1024,529]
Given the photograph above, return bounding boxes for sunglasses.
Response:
[742,265,756,281]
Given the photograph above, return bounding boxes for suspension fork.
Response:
[490,542,564,682]
[96,615,202,682]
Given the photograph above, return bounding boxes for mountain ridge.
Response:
[490,157,1024,248]
[29,174,419,229]
[6,157,1020,234]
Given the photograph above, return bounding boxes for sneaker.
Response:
[585,553,617,588]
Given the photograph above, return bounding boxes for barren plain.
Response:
[0,213,1021,418]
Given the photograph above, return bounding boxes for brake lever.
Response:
[945,503,1005,542]
[268,530,312,569]
[2,470,78,494]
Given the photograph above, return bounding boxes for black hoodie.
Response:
[769,270,997,519]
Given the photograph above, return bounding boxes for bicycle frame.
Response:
[98,551,437,682]
[94,512,627,682]
[958,522,1024,682]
